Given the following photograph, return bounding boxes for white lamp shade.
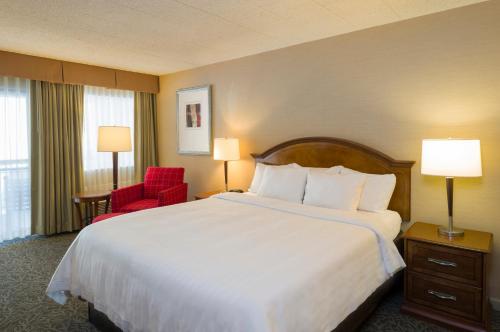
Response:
[213,138,240,161]
[97,126,132,152]
[421,139,482,177]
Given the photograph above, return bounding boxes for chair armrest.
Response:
[158,183,188,207]
[111,183,144,212]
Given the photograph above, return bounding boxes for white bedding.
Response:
[245,191,402,240]
[47,193,405,332]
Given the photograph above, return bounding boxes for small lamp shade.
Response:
[421,139,482,177]
[214,138,240,161]
[97,126,132,152]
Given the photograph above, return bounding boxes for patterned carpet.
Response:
[0,233,498,332]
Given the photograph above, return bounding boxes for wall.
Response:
[158,1,500,301]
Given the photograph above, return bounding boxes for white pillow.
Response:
[306,165,344,174]
[340,167,396,212]
[248,163,300,193]
[303,172,366,210]
[257,167,308,203]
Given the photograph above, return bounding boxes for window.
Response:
[0,76,31,242]
[82,86,134,191]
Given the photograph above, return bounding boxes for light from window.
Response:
[0,76,30,242]
[82,86,134,191]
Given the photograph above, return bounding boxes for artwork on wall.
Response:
[176,85,212,155]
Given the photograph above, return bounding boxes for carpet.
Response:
[1,233,498,331]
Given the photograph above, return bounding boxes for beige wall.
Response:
[158,1,500,300]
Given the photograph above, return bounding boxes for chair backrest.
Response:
[143,167,185,199]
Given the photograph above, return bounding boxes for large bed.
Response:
[47,137,414,332]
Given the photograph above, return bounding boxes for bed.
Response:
[47,137,414,332]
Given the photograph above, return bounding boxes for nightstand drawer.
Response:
[407,240,483,287]
[406,272,482,322]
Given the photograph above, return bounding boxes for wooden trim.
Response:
[0,50,159,93]
[483,250,491,329]
[401,301,488,332]
[62,62,116,89]
[406,240,483,287]
[406,271,483,321]
[0,50,63,83]
[404,222,493,253]
[402,222,492,332]
[116,70,159,93]
[251,137,414,167]
[251,137,415,221]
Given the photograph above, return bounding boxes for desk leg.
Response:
[92,201,99,223]
[85,202,91,226]
[75,201,83,229]
[104,197,110,213]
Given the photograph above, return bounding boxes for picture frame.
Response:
[176,85,212,155]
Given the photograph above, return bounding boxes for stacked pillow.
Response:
[340,167,396,212]
[257,166,308,203]
[249,163,343,203]
[303,171,366,211]
[248,163,300,193]
[249,163,396,212]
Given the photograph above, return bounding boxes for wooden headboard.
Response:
[251,137,415,221]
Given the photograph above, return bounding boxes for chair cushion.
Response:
[120,199,159,213]
[92,213,127,223]
[144,167,184,199]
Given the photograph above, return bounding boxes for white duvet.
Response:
[47,193,405,332]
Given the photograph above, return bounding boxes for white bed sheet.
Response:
[245,191,402,240]
[47,193,405,332]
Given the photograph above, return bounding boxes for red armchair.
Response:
[111,167,188,213]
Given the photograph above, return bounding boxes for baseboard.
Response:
[491,297,500,311]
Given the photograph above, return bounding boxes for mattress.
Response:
[47,192,405,332]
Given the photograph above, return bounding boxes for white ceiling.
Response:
[0,0,485,75]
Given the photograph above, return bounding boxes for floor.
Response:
[1,233,498,332]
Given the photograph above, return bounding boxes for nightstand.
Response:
[401,222,493,332]
[194,190,224,200]
[73,190,111,228]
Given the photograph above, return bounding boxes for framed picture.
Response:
[176,85,212,155]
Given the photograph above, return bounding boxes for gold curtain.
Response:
[134,91,158,181]
[31,81,84,235]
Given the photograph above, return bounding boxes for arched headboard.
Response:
[251,137,415,221]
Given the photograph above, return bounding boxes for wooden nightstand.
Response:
[194,190,224,200]
[401,222,493,332]
[73,190,111,228]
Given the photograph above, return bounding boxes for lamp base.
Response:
[438,226,464,238]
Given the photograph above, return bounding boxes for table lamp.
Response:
[214,138,240,192]
[98,126,132,190]
[421,139,482,237]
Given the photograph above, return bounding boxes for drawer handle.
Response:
[427,257,457,267]
[427,289,457,301]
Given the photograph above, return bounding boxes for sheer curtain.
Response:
[83,86,134,192]
[0,76,31,242]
